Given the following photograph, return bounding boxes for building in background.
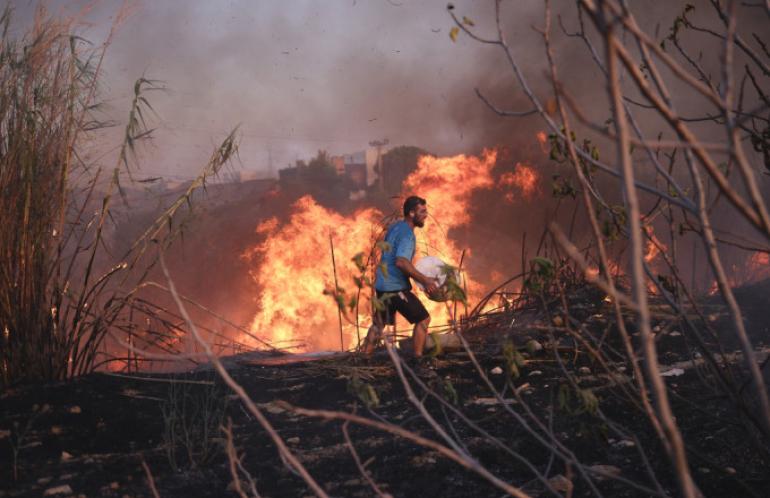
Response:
[274,144,399,201]
[342,146,390,199]
[330,155,345,175]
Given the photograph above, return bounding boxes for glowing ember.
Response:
[499,162,540,202]
[643,226,667,264]
[748,251,770,274]
[243,150,500,351]
[707,251,769,296]
[708,280,719,296]
[586,260,623,281]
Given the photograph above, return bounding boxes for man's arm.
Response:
[395,257,439,294]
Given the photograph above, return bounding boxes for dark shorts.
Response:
[374,289,429,326]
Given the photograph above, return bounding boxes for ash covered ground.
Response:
[2,280,769,498]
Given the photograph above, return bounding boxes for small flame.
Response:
[748,252,770,273]
[706,251,769,295]
[499,162,540,202]
[536,131,548,154]
[643,226,667,264]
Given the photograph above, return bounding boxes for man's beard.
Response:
[414,218,425,228]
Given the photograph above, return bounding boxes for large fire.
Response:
[241,197,382,350]
[241,150,510,351]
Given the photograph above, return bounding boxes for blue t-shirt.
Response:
[374,220,416,291]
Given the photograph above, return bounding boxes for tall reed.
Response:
[0,6,238,387]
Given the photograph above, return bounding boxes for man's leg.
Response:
[362,323,382,355]
[412,315,430,357]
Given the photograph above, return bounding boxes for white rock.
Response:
[526,339,543,353]
[613,439,636,448]
[44,485,73,496]
[578,367,591,375]
[660,368,685,377]
[260,401,286,414]
[470,397,517,406]
[60,451,73,461]
[528,370,543,377]
[490,366,503,375]
[425,333,462,350]
[588,464,622,480]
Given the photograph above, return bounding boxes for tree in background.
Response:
[380,145,428,195]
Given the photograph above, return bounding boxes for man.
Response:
[363,195,439,357]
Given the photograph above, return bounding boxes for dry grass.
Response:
[0,6,239,388]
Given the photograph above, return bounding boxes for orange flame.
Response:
[499,162,540,202]
[242,150,499,351]
[242,197,382,350]
[748,251,770,274]
[706,251,769,296]
[643,225,667,264]
[536,131,548,154]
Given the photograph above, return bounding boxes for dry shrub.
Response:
[0,6,238,387]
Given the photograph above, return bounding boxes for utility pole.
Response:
[369,138,389,193]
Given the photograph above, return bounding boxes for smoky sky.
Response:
[9,0,767,189]
[9,0,577,179]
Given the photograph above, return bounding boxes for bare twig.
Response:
[158,251,329,498]
[141,458,161,498]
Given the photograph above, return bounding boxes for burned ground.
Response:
[2,281,769,498]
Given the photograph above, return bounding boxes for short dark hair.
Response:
[403,195,426,217]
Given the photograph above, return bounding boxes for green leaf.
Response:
[579,389,599,415]
[502,341,520,379]
[558,384,571,412]
[513,350,527,369]
[372,295,386,312]
[429,331,443,357]
[462,16,475,26]
[443,378,459,405]
[379,262,389,279]
[351,252,366,272]
[376,240,392,252]
[347,374,380,409]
